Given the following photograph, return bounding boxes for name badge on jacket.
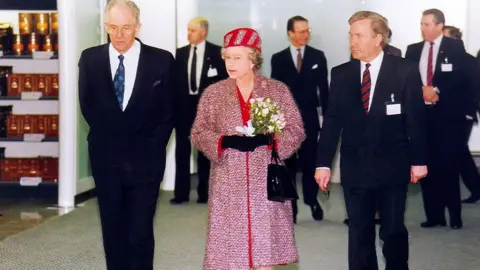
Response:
[207,66,218,77]
[441,57,452,72]
[386,93,401,115]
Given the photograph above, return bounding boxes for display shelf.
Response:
[0,137,58,142]
[0,58,59,73]
[0,54,58,60]
[0,96,58,100]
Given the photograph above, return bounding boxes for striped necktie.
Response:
[361,63,371,113]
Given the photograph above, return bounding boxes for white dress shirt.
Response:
[360,50,384,112]
[419,35,443,86]
[109,40,141,110]
[188,40,206,95]
[290,45,305,68]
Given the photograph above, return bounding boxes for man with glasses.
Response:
[78,0,174,269]
[271,15,329,223]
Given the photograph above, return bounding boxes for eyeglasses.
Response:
[294,28,312,35]
[105,24,136,35]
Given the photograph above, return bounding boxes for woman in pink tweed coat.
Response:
[190,28,305,270]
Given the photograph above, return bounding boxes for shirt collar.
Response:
[425,34,443,46]
[290,44,305,54]
[191,40,206,51]
[109,39,141,59]
[361,50,384,68]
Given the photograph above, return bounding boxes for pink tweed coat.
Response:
[191,72,306,269]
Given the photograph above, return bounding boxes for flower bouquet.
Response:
[249,97,286,135]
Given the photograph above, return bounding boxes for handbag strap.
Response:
[271,136,282,164]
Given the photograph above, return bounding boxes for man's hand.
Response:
[430,93,439,103]
[314,168,331,191]
[422,86,437,102]
[411,165,428,184]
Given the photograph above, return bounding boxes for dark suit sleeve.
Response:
[317,51,330,113]
[464,53,480,119]
[78,51,93,127]
[405,45,414,60]
[316,67,343,168]
[154,52,175,147]
[216,47,228,79]
[404,64,427,165]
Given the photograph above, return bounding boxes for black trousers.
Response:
[460,120,480,197]
[421,116,463,224]
[95,175,161,270]
[344,185,409,270]
[174,97,210,201]
[286,129,319,207]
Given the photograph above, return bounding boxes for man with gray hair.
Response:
[171,16,227,205]
[78,1,174,269]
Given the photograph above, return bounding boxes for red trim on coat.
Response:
[236,86,254,268]
[217,135,225,159]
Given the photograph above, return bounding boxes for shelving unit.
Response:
[0,7,59,200]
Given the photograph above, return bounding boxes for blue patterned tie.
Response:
[113,55,125,110]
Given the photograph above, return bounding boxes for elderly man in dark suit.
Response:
[170,17,227,205]
[78,1,174,269]
[406,9,479,229]
[316,11,427,270]
[271,15,329,223]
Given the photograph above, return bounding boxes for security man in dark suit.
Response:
[316,11,427,270]
[443,25,480,204]
[406,9,479,229]
[171,17,227,205]
[271,15,329,223]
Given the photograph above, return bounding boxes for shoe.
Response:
[169,198,189,205]
[450,218,463,230]
[420,220,446,228]
[343,218,349,225]
[310,202,323,221]
[196,198,208,204]
[462,195,480,204]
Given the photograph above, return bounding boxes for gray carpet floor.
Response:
[0,184,479,270]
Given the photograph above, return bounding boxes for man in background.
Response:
[271,15,329,223]
[171,17,227,205]
[405,9,478,229]
[443,25,480,204]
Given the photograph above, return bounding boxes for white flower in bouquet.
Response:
[249,97,286,135]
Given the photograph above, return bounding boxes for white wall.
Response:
[133,0,177,190]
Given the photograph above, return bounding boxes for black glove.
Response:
[221,134,272,152]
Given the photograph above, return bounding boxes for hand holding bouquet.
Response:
[249,97,286,135]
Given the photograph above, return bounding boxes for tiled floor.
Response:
[0,200,59,240]
[0,181,479,269]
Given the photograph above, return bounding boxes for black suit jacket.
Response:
[317,54,427,188]
[405,37,478,122]
[78,41,174,183]
[271,45,329,132]
[174,41,227,119]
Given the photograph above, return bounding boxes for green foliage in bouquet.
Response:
[249,97,286,135]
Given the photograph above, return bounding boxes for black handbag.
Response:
[267,140,299,202]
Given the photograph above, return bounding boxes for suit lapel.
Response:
[369,54,395,115]
[101,44,123,113]
[124,43,148,113]
[282,48,297,73]
[199,42,211,90]
[300,46,313,74]
[349,60,365,114]
[433,39,446,82]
